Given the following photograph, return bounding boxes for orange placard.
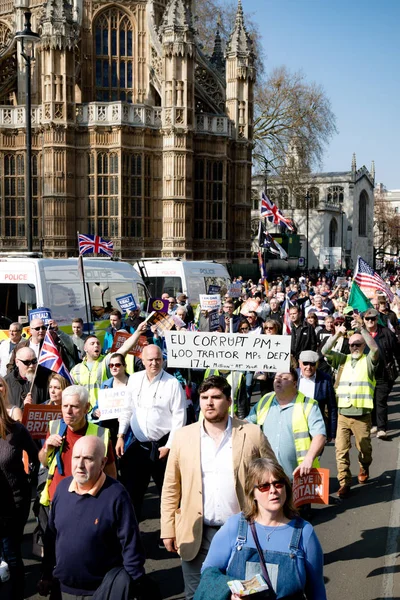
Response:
[292,468,329,507]
[22,404,63,439]
[110,332,148,357]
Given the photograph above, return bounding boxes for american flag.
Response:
[282,298,292,335]
[38,330,74,383]
[260,192,294,232]
[78,234,114,257]
[354,256,394,302]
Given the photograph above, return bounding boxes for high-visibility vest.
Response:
[40,419,109,507]
[254,391,320,468]
[71,357,108,409]
[203,368,243,413]
[336,355,375,410]
[125,354,135,375]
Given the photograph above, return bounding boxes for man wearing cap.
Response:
[177,293,194,325]
[289,305,317,363]
[362,308,400,438]
[321,313,379,498]
[297,350,337,441]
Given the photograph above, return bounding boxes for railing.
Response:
[195,114,232,136]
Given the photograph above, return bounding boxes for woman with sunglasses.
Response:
[98,353,130,446]
[254,320,282,396]
[199,458,326,600]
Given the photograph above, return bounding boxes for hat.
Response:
[343,305,354,315]
[363,308,379,318]
[299,350,319,363]
[287,291,297,300]
[321,292,329,297]
[177,293,187,301]
[333,316,345,325]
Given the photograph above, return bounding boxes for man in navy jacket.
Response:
[297,350,337,440]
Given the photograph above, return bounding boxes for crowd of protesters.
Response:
[1,267,400,599]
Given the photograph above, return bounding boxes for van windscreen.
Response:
[146,276,182,298]
[0,283,37,326]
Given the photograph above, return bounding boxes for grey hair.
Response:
[176,306,187,317]
[62,385,89,406]
[10,322,22,331]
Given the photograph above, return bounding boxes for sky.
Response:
[233,0,400,189]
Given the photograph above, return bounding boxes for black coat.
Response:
[290,322,317,360]
[5,365,49,408]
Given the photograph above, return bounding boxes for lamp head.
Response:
[15,12,40,58]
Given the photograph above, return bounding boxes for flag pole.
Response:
[77,231,92,335]
[28,323,49,394]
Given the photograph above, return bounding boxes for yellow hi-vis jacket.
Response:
[336,354,375,410]
[40,420,109,506]
[204,368,244,414]
[70,357,108,409]
[254,391,320,468]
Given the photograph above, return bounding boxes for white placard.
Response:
[97,388,131,421]
[164,331,291,373]
[199,294,222,311]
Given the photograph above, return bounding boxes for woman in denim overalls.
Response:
[201,458,326,599]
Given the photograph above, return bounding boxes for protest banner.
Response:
[228,282,242,298]
[111,331,148,356]
[97,388,131,421]
[22,404,62,439]
[116,293,137,314]
[164,331,291,372]
[147,311,175,334]
[28,307,52,324]
[209,309,220,331]
[199,294,221,311]
[148,298,169,313]
[292,468,330,507]
[240,299,260,316]
[207,284,221,294]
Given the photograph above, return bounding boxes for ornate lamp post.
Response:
[15,12,40,252]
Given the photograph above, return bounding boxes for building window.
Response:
[194,159,224,240]
[122,154,151,238]
[278,188,290,210]
[4,154,25,237]
[94,8,134,103]
[327,186,344,205]
[87,152,119,238]
[358,191,367,237]
[251,188,259,211]
[329,218,338,247]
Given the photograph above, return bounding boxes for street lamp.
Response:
[15,12,40,253]
[305,191,311,270]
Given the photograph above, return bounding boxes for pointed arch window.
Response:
[359,191,367,237]
[329,218,338,247]
[95,9,134,102]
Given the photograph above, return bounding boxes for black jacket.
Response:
[5,365,49,408]
[290,322,317,360]
[373,325,400,381]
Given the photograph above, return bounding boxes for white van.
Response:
[0,255,148,334]
[134,259,231,303]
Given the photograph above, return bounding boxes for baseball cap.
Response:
[363,308,379,318]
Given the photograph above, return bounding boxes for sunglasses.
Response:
[349,342,363,348]
[364,317,377,321]
[302,361,316,366]
[254,480,285,493]
[32,326,47,331]
[17,358,37,366]
[239,328,249,332]
[264,326,276,330]
[110,362,123,368]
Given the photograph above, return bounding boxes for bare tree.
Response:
[374,187,400,254]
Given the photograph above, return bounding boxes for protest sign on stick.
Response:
[22,405,63,439]
[292,468,330,507]
[116,293,137,314]
[111,332,148,356]
[97,388,131,421]
[199,294,221,311]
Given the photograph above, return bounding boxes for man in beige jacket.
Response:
[161,375,276,600]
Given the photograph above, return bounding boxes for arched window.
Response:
[359,191,368,237]
[329,218,338,247]
[278,188,289,210]
[309,187,319,209]
[95,9,134,102]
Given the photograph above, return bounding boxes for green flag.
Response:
[348,282,372,313]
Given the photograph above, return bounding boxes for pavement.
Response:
[10,383,400,600]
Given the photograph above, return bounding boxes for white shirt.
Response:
[298,373,316,398]
[119,369,186,448]
[0,340,14,376]
[29,341,41,358]
[201,417,240,526]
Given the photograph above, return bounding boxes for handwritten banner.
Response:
[199,294,221,311]
[164,331,290,372]
[111,332,148,356]
[22,404,62,439]
[97,388,131,420]
[29,308,52,324]
[293,468,330,507]
[116,293,137,314]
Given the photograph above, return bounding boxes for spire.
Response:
[210,16,225,71]
[351,153,357,173]
[161,0,192,32]
[41,0,76,49]
[370,160,375,180]
[226,0,253,57]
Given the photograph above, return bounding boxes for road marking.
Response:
[381,436,400,597]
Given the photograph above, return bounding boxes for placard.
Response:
[293,468,330,507]
[240,299,259,316]
[164,331,290,372]
[199,294,221,311]
[97,388,131,421]
[22,404,62,439]
[110,332,148,356]
[228,282,242,298]
[29,308,52,324]
[207,284,221,294]
[148,298,169,313]
[209,309,220,331]
[115,293,137,314]
[147,311,175,334]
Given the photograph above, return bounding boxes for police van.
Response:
[134,259,231,303]
[0,254,148,335]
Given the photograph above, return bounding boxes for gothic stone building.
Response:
[0,0,254,261]
[252,154,375,271]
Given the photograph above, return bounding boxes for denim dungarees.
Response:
[226,515,306,599]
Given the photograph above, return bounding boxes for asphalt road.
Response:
[16,383,400,600]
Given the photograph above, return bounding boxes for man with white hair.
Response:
[38,385,116,507]
[39,436,153,599]
[0,322,23,376]
[5,346,49,408]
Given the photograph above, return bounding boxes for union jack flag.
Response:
[78,234,114,257]
[282,298,292,336]
[38,330,74,383]
[260,192,294,232]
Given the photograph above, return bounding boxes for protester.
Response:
[102,309,132,354]
[199,458,326,600]
[0,322,23,376]
[5,346,49,408]
[219,301,241,333]
[69,317,88,360]
[161,376,276,600]
[289,305,317,364]
[0,390,38,600]
[0,376,23,421]
[46,373,69,406]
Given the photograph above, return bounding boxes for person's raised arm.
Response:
[352,314,379,362]
[321,324,346,357]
